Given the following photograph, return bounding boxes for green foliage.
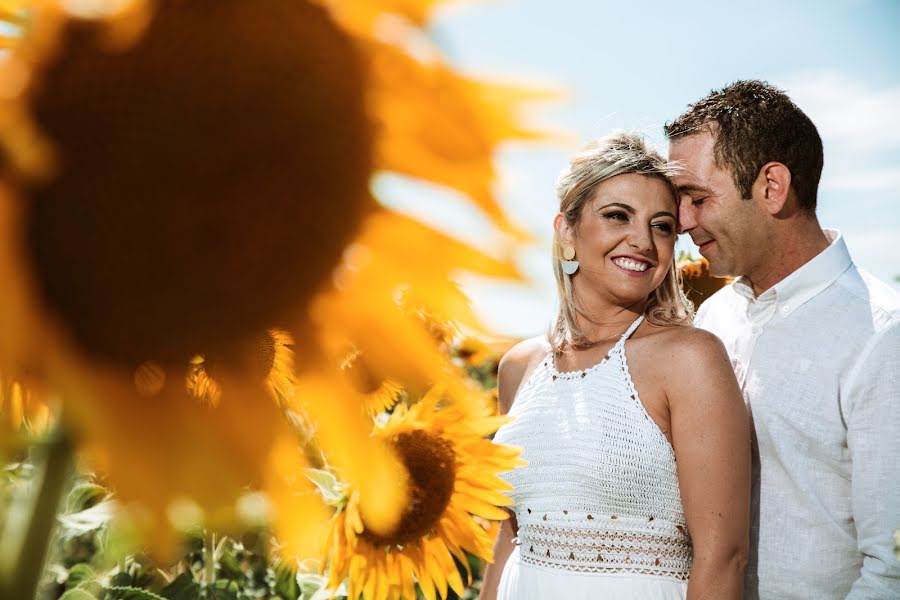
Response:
[6,332,502,600]
[305,468,347,507]
[14,465,309,600]
[6,453,494,600]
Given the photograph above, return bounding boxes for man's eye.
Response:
[690,197,707,207]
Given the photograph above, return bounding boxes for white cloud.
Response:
[821,167,900,193]
[842,229,900,290]
[780,72,900,152]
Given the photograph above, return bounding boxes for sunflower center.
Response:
[24,0,372,368]
[205,331,276,383]
[363,429,456,547]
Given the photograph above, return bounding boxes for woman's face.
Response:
[558,173,677,308]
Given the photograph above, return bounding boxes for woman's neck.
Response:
[571,288,646,339]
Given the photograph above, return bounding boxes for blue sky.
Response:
[381,0,900,338]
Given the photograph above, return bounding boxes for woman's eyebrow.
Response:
[652,210,677,220]
[596,202,635,213]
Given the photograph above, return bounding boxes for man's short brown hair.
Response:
[665,80,823,211]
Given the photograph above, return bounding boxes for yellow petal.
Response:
[293,371,407,537]
[454,479,515,508]
[451,492,510,520]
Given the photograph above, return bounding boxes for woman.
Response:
[481,132,750,599]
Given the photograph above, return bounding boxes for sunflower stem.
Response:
[0,429,74,600]
[205,530,216,588]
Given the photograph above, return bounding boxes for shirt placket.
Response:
[734,296,777,389]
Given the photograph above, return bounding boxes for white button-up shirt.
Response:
[695,230,900,599]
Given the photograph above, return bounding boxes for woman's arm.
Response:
[666,328,751,600]
[478,512,518,600]
[477,340,543,600]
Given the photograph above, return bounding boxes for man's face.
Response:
[668,131,765,279]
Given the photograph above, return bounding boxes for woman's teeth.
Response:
[612,257,649,272]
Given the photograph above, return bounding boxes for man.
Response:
[666,80,900,599]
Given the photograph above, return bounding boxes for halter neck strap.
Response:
[614,314,644,349]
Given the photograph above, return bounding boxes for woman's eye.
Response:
[652,222,674,234]
[603,211,629,221]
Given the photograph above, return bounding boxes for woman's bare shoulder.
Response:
[500,336,550,369]
[641,322,727,358]
[642,324,738,402]
[496,336,550,414]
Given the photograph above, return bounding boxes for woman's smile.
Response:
[611,255,654,275]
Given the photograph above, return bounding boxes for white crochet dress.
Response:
[492,316,691,599]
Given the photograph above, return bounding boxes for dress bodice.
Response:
[492,316,692,581]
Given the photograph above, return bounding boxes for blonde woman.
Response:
[482,133,750,599]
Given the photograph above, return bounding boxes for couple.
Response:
[482,81,900,599]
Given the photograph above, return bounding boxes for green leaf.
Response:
[304,468,347,506]
[274,564,299,600]
[217,547,244,579]
[297,573,325,596]
[66,482,109,513]
[160,573,200,600]
[208,579,240,600]
[59,588,100,600]
[65,563,96,589]
[58,500,116,538]
[109,571,133,587]
[106,585,169,600]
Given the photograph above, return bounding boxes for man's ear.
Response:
[755,161,792,215]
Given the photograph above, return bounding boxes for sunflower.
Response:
[0,0,387,559]
[341,348,405,416]
[320,384,525,600]
[0,0,551,572]
[186,329,295,409]
[678,256,733,309]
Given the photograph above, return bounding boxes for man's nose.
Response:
[678,202,697,234]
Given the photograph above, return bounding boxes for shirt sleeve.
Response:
[845,320,900,599]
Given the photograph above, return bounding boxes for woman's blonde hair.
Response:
[551,131,693,351]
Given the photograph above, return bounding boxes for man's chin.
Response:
[705,259,733,279]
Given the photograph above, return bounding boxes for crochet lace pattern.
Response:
[493,316,692,581]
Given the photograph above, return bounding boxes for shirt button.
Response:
[781,305,790,314]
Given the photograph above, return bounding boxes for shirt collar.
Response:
[730,229,852,316]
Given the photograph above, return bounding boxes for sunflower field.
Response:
[0,2,734,599]
[2,331,516,600]
[0,0,557,599]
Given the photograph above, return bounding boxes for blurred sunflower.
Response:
[0,371,53,452]
[341,349,405,416]
[320,385,525,600]
[678,256,732,309]
[0,0,551,568]
[187,329,295,408]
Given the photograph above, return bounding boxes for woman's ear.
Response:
[554,213,572,246]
